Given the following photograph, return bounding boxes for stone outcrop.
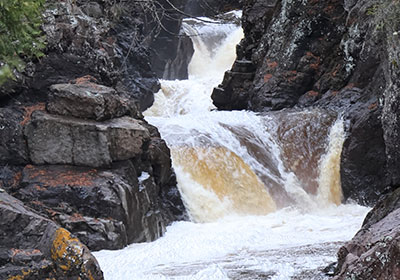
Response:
[333,187,400,279]
[213,0,400,205]
[0,80,186,278]
[0,192,103,280]
[25,111,149,167]
[47,82,141,121]
[0,0,203,277]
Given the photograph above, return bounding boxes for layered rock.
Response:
[213,0,400,205]
[0,192,103,279]
[1,81,186,256]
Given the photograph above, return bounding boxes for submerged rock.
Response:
[0,192,103,279]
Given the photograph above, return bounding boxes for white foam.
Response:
[94,204,369,279]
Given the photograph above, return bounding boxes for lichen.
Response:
[7,269,33,280]
[51,228,96,280]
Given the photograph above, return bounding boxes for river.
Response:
[94,11,369,280]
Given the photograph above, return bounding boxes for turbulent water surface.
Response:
[94,12,370,280]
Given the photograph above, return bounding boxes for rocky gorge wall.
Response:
[212,0,400,278]
[213,0,400,206]
[0,0,194,278]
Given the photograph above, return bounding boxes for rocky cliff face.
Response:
[0,78,186,278]
[213,0,400,206]
[0,0,190,278]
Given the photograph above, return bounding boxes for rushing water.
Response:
[94,12,370,279]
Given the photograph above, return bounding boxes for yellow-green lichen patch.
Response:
[51,228,84,272]
[50,228,97,279]
[7,268,33,280]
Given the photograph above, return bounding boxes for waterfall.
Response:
[145,13,347,220]
[94,12,370,280]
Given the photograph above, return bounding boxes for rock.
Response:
[213,0,400,205]
[0,192,103,279]
[0,108,29,165]
[184,0,242,17]
[162,34,194,80]
[8,161,180,251]
[24,111,150,167]
[314,87,388,205]
[48,82,140,121]
[333,188,400,279]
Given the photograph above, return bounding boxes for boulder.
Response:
[47,83,140,121]
[0,192,103,279]
[334,188,400,279]
[24,111,150,167]
[7,162,179,251]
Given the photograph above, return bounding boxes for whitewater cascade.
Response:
[94,12,370,280]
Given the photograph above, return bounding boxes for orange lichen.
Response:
[34,185,47,191]
[46,209,60,217]
[73,75,98,85]
[11,249,41,258]
[7,269,33,280]
[263,73,273,82]
[20,103,45,126]
[51,228,82,271]
[307,90,320,97]
[286,70,298,82]
[70,213,85,222]
[72,75,102,91]
[11,172,22,188]
[368,102,378,110]
[23,166,97,187]
[51,228,95,280]
[267,60,278,69]
[324,5,335,13]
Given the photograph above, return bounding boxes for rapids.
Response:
[94,11,370,279]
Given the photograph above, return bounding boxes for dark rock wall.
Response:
[0,0,192,277]
[184,0,242,17]
[213,0,400,205]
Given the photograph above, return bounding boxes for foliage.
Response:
[0,0,46,85]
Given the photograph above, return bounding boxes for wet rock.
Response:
[162,34,194,80]
[48,82,140,121]
[334,188,400,279]
[214,0,400,205]
[9,161,179,251]
[314,87,387,205]
[0,108,29,165]
[0,192,103,279]
[24,111,150,167]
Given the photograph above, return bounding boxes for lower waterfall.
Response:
[94,12,369,280]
